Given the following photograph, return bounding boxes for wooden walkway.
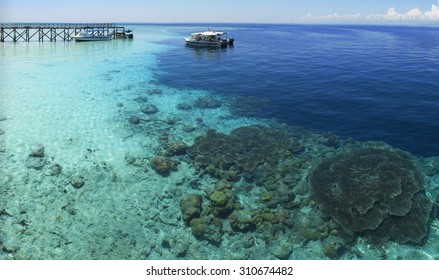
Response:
[0,23,131,42]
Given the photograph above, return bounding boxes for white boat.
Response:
[184,30,234,47]
[72,30,112,42]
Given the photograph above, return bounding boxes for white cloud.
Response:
[424,1,439,19]
[302,1,439,23]
[382,4,439,21]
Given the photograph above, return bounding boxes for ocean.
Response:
[158,24,439,157]
[0,23,438,260]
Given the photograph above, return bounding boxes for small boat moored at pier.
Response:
[184,30,234,48]
[72,30,112,41]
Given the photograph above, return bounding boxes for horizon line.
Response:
[1,21,439,28]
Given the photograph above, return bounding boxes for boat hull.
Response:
[73,36,112,42]
[184,38,228,48]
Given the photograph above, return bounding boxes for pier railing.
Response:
[0,23,130,42]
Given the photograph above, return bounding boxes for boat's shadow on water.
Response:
[185,45,233,58]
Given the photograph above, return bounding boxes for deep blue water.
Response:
[155,24,439,157]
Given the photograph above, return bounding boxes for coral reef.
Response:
[179,180,238,244]
[322,240,345,259]
[208,188,236,217]
[435,193,439,219]
[190,216,223,244]
[310,148,433,244]
[165,142,188,156]
[228,211,255,232]
[180,194,203,224]
[187,125,296,181]
[193,96,222,109]
[150,155,179,175]
[268,234,294,259]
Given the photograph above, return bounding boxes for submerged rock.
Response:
[133,96,148,103]
[29,144,45,157]
[268,238,293,260]
[25,157,46,170]
[124,153,144,166]
[182,124,196,132]
[147,88,162,95]
[141,104,159,115]
[165,117,180,125]
[128,115,141,125]
[25,142,47,169]
[45,163,62,176]
[71,175,85,189]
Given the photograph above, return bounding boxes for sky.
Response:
[1,0,439,24]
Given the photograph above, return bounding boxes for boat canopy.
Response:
[191,31,226,36]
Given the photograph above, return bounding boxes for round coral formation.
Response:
[180,194,203,224]
[309,148,432,244]
[210,191,228,207]
[150,155,179,175]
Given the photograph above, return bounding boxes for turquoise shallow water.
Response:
[0,24,438,260]
[0,26,164,166]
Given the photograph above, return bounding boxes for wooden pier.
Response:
[0,23,133,42]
